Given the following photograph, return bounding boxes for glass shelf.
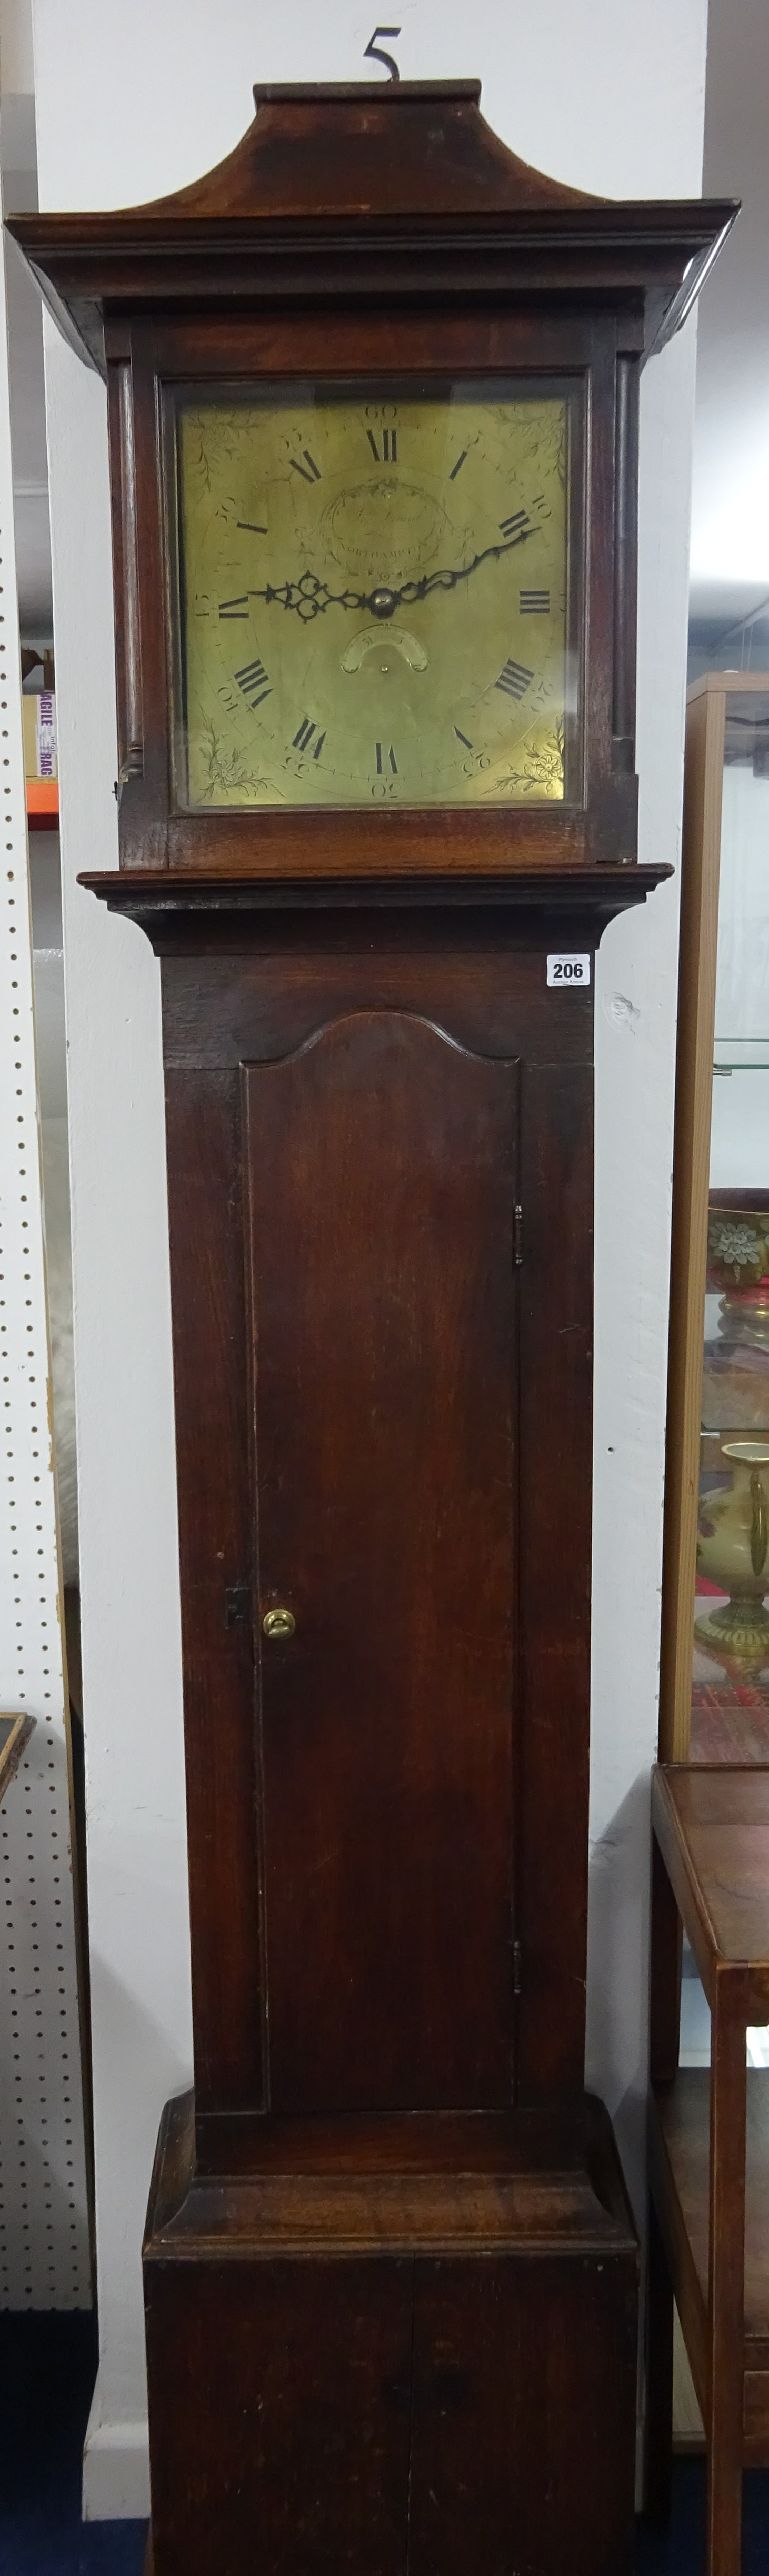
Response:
[713,1040,769,1072]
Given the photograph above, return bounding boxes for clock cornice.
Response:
[6,78,736,377]
[79,863,673,950]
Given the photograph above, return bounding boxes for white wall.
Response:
[690,0,769,603]
[0,0,34,97]
[32,0,707,2517]
[588,319,700,2223]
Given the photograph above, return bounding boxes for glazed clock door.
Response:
[245,1010,520,2114]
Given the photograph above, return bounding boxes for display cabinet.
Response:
[661,676,769,1763]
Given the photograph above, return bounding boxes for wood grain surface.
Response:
[246,1011,518,2114]
[144,2092,638,2576]
[159,925,600,2119]
[652,1766,769,2012]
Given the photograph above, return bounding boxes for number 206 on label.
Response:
[546,953,591,988]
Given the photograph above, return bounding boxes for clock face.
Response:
[172,383,575,810]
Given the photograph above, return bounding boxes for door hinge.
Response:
[225,1583,252,1631]
[513,1204,523,1267]
[512,1938,523,1998]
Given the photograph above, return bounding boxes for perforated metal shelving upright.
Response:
[0,182,91,2308]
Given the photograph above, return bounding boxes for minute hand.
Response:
[389,521,538,615]
[245,521,538,623]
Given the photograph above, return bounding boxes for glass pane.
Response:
[693,688,769,1756]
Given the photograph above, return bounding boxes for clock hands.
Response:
[367,521,537,617]
[239,522,538,624]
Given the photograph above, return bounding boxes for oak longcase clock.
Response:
[10,79,733,2576]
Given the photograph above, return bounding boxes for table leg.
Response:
[645,2191,673,2520]
[644,1825,681,2518]
[706,1971,747,2576]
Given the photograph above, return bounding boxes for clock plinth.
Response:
[144,2091,637,2576]
[8,77,734,2576]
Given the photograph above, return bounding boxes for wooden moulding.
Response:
[145,2088,638,2255]
[78,861,672,937]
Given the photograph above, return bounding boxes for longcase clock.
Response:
[9,80,734,2576]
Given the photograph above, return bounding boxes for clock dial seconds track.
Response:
[176,387,570,811]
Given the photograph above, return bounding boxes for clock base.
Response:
[143,2091,637,2576]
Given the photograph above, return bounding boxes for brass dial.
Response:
[175,386,571,809]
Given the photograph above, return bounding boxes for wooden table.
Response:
[647,1764,769,2575]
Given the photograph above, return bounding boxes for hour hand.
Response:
[252,571,366,620]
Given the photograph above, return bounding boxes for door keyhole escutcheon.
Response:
[263,1607,296,1641]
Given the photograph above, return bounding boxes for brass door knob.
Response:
[262,1607,296,1641]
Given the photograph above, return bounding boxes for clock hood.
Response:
[6,78,736,377]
